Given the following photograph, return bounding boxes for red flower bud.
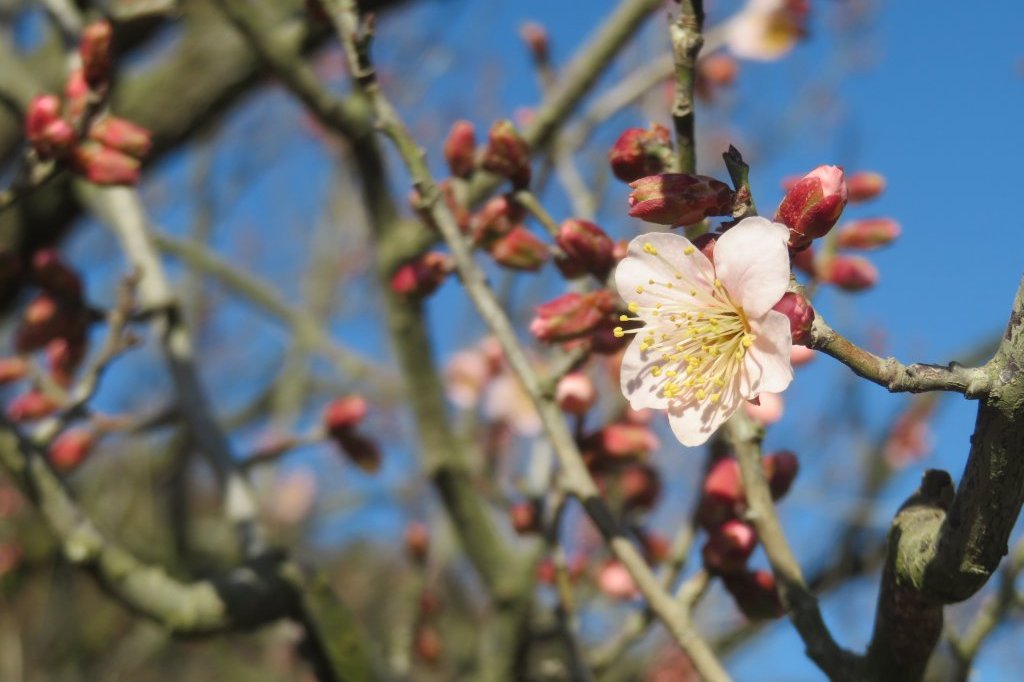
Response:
[443,120,476,178]
[772,291,814,345]
[334,430,381,473]
[71,142,141,185]
[7,390,60,422]
[519,22,550,63]
[822,255,878,292]
[64,69,90,122]
[47,337,87,388]
[836,218,901,250]
[470,195,524,246]
[414,626,442,665]
[16,295,65,353]
[555,219,615,280]
[404,521,430,563]
[88,116,152,159]
[697,457,743,528]
[323,396,368,435]
[790,243,816,276]
[481,120,531,189]
[620,463,662,510]
[79,20,114,88]
[49,429,96,472]
[847,171,886,204]
[555,372,597,415]
[390,251,453,298]
[530,290,615,343]
[702,519,757,574]
[509,500,541,535]
[598,560,638,600]
[32,249,83,301]
[0,358,28,385]
[25,95,75,157]
[723,570,783,620]
[628,173,734,226]
[764,450,799,500]
[591,422,660,459]
[775,165,848,249]
[608,124,672,183]
[695,53,739,101]
[642,531,671,564]
[489,226,549,271]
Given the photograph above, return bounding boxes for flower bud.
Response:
[695,53,739,101]
[519,22,550,63]
[80,20,114,88]
[620,463,662,510]
[443,120,476,178]
[775,165,847,249]
[32,249,83,301]
[598,560,638,600]
[64,69,90,122]
[691,231,720,262]
[608,124,672,183]
[743,392,784,426]
[772,291,814,345]
[702,519,757,574]
[509,500,541,535]
[593,422,660,459]
[47,337,86,388]
[764,450,799,500]
[530,290,615,342]
[489,226,549,271]
[790,344,815,367]
[71,142,141,185]
[49,429,95,472]
[555,372,596,415]
[723,569,783,620]
[414,625,442,665]
[628,173,734,226]
[836,218,901,250]
[390,251,453,298]
[697,457,742,528]
[404,521,430,563]
[790,244,816,276]
[642,531,670,564]
[847,171,886,203]
[481,120,531,189]
[555,219,615,280]
[822,255,878,292]
[7,390,60,422]
[323,396,368,435]
[470,195,524,246]
[0,358,28,385]
[16,295,65,353]
[337,431,381,472]
[88,116,152,159]
[25,95,75,157]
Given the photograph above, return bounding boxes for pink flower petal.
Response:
[741,310,794,396]
[620,334,672,411]
[616,232,715,311]
[714,217,791,318]
[666,376,744,447]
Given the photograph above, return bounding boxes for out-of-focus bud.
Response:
[776,165,847,249]
[691,232,720,262]
[790,344,815,367]
[47,337,86,388]
[335,431,381,472]
[642,530,671,564]
[444,349,491,408]
[598,560,638,600]
[555,372,597,415]
[79,20,114,88]
[25,95,75,157]
[64,69,90,122]
[404,521,430,563]
[489,226,549,271]
[71,142,140,185]
[695,53,739,101]
[88,116,152,159]
[49,429,95,472]
[764,450,799,500]
[697,457,743,528]
[471,195,524,246]
[743,392,784,425]
[443,120,476,178]
[593,422,660,459]
[723,569,783,620]
[725,0,809,62]
[481,120,531,189]
[32,250,83,301]
[519,22,549,63]
[530,290,615,343]
[702,519,757,574]
[509,500,541,535]
[16,295,64,353]
[414,625,442,665]
[885,406,934,469]
[836,218,901,250]
[555,219,615,280]
[608,124,672,183]
[847,171,886,203]
[821,255,878,292]
[772,291,814,345]
[7,390,60,422]
[390,251,453,298]
[323,396,368,436]
[0,358,28,385]
[791,244,816,276]
[628,173,734,226]
[0,544,22,579]
[620,463,662,510]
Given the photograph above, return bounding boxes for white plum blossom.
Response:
[724,0,808,62]
[614,217,794,446]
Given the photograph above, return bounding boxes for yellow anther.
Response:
[636,286,644,294]
[710,393,721,403]
[651,366,662,377]
[714,279,723,288]
[690,289,697,296]
[696,389,707,400]
[684,245,696,255]
[613,327,625,338]
[628,302,639,313]
[643,242,658,255]
[742,334,756,348]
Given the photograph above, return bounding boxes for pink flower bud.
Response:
[822,255,878,292]
[743,392,784,426]
[481,120,531,189]
[764,450,799,500]
[443,120,476,178]
[414,626,442,665]
[555,219,615,280]
[530,290,615,342]
[64,69,89,122]
[0,358,28,385]
[642,531,670,564]
[847,171,886,203]
[404,521,429,563]
[628,173,734,226]
[25,94,62,141]
[772,291,814,345]
[695,53,739,101]
[16,295,66,353]
[88,116,152,159]
[79,20,114,88]
[509,500,541,534]
[697,457,743,529]
[471,195,524,246]
[25,95,75,157]
[334,430,381,473]
[323,396,368,435]
[555,372,596,415]
[789,344,815,367]
[702,519,757,574]
[836,218,901,250]
[608,124,672,183]
[723,569,783,620]
[47,337,86,388]
[775,165,848,249]
[71,142,141,185]
[595,422,660,458]
[7,390,60,422]
[519,22,550,63]
[598,560,638,600]
[489,226,549,271]
[620,463,662,510]
[32,249,83,301]
[390,251,453,298]
[49,429,95,472]
[790,243,816,276]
